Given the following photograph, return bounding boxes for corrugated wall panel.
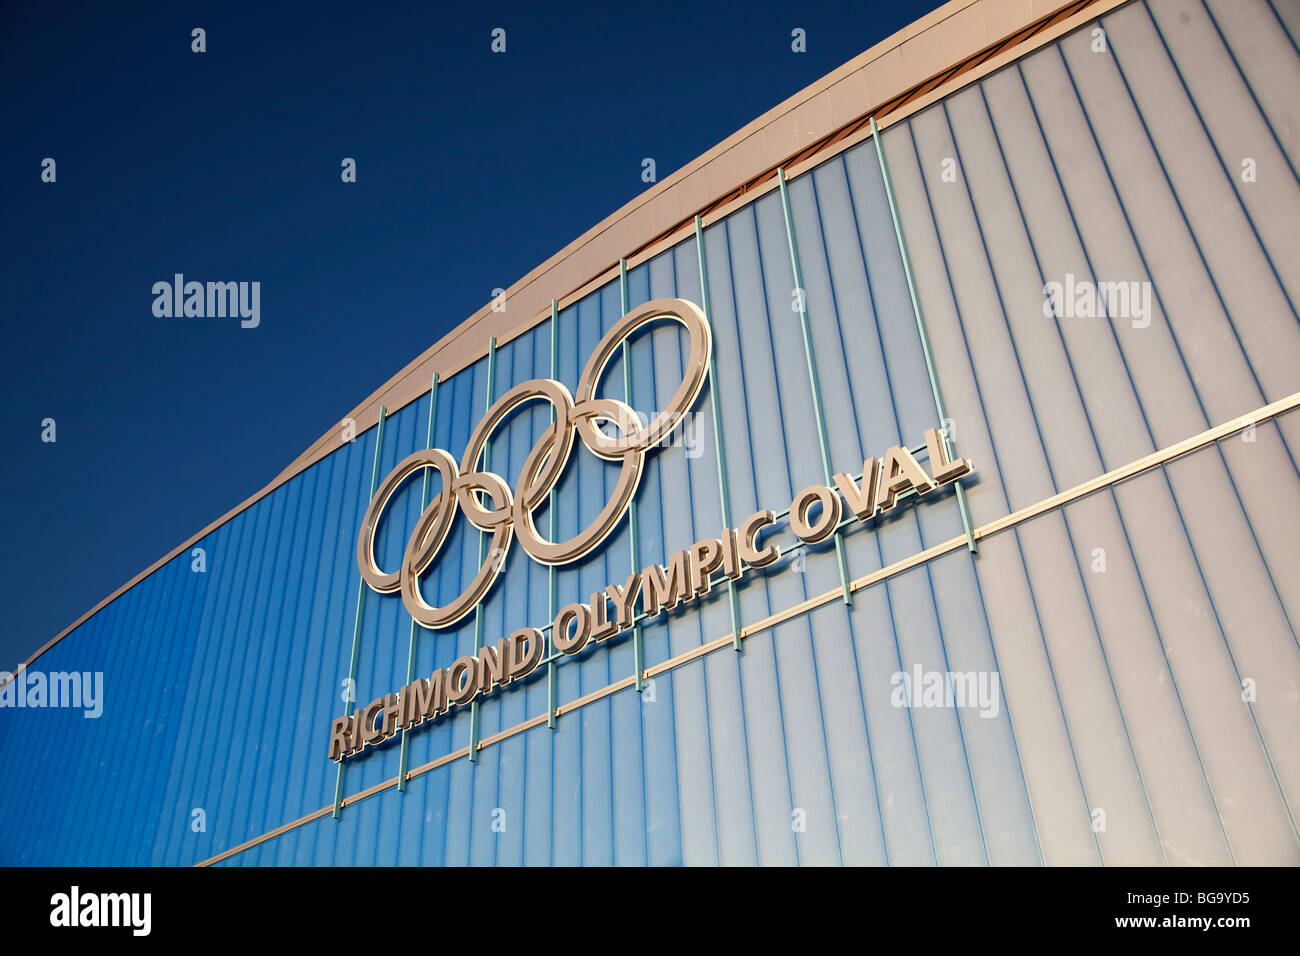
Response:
[882,0,1300,864]
[3,0,1298,867]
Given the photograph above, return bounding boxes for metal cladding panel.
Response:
[2,0,1298,866]
[882,0,1300,864]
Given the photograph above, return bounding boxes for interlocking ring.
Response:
[357,297,712,630]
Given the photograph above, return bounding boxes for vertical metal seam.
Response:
[869,116,978,554]
[619,259,646,690]
[619,259,652,865]
[547,301,559,728]
[333,405,388,818]
[398,373,439,791]
[776,167,854,605]
[694,216,745,652]
[469,340,497,762]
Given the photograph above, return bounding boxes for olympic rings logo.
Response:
[357,297,713,630]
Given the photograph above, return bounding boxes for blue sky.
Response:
[0,0,933,669]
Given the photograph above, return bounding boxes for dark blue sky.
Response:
[0,0,932,669]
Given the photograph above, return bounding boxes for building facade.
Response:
[3,0,1299,866]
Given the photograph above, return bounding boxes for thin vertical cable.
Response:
[695,216,745,651]
[619,260,647,690]
[777,167,853,605]
[547,301,560,728]
[469,340,497,762]
[869,116,977,553]
[398,373,438,791]
[333,405,388,818]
